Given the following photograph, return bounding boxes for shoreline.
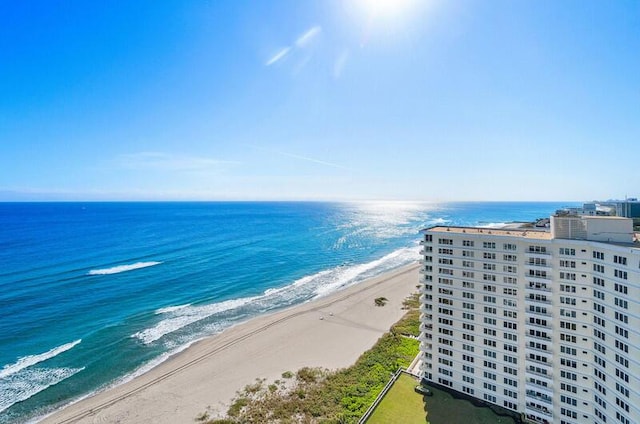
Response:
[40,262,421,424]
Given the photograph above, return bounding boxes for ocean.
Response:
[0,201,572,423]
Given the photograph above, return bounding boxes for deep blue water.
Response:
[0,201,573,423]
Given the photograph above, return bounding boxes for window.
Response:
[528,245,547,254]
[503,276,518,284]
[438,238,453,245]
[615,311,628,324]
[614,255,627,266]
[504,310,517,318]
[529,269,548,278]
[560,273,576,281]
[615,298,628,309]
[594,328,606,341]
[463,240,474,247]
[559,248,575,255]
[614,269,628,280]
[593,251,604,260]
[615,326,629,339]
[483,242,496,249]
[614,283,628,294]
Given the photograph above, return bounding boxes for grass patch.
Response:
[366,373,427,424]
[423,385,516,424]
[202,292,420,424]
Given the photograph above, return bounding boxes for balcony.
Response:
[526,332,552,343]
[526,363,552,379]
[527,343,552,355]
[526,320,552,331]
[526,283,551,293]
[524,413,551,424]
[419,303,433,313]
[525,295,551,305]
[527,307,552,318]
[526,379,553,393]
[526,385,553,403]
[525,403,553,418]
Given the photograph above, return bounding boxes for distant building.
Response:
[557,202,614,217]
[614,199,640,218]
[419,214,639,424]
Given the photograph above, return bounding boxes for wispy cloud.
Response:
[265,25,322,67]
[295,25,322,48]
[277,150,351,170]
[249,145,352,171]
[265,47,291,66]
[333,49,350,79]
[116,152,240,171]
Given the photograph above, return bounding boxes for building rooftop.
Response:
[424,226,553,240]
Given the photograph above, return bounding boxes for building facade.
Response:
[419,215,640,424]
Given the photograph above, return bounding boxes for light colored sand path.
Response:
[41,263,419,424]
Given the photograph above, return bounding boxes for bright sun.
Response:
[355,0,416,19]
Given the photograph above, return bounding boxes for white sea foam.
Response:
[133,297,258,344]
[131,246,418,346]
[155,304,191,315]
[0,340,81,379]
[0,366,84,413]
[87,261,162,276]
[428,217,449,225]
[312,246,418,298]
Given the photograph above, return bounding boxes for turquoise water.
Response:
[0,201,572,423]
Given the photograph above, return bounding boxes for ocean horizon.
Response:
[0,201,574,423]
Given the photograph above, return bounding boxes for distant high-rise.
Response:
[419,214,638,424]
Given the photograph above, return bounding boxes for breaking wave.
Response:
[0,340,81,380]
[88,261,162,276]
[0,367,84,413]
[131,246,418,345]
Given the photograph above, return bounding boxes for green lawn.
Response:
[366,373,427,424]
[366,376,518,424]
[423,385,516,424]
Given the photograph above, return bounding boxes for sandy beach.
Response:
[41,263,420,424]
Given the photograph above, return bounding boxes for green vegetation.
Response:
[374,297,388,306]
[391,293,420,337]
[422,385,516,424]
[366,373,427,424]
[202,293,421,424]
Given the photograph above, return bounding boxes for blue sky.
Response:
[1,0,638,201]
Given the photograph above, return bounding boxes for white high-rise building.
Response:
[419,215,639,424]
